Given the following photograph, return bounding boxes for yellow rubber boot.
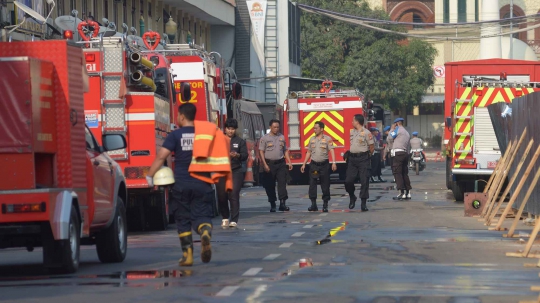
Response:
[178,232,193,266]
[197,223,212,263]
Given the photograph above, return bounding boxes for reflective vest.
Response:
[189,121,233,191]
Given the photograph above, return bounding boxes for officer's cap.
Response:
[393,117,404,123]
[370,127,379,132]
[412,131,418,136]
[383,126,391,132]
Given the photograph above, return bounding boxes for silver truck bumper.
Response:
[452,168,493,176]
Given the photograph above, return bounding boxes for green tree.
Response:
[299,0,437,110]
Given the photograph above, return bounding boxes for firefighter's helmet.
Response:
[153,167,175,186]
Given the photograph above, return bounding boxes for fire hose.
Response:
[131,71,156,92]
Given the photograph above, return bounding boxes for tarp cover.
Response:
[488,92,539,215]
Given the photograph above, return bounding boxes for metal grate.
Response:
[105,105,126,128]
[104,77,122,100]
[103,47,123,72]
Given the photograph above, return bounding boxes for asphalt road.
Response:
[1,162,540,303]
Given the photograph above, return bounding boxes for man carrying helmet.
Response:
[146,103,214,267]
[389,117,412,200]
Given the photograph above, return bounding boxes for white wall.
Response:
[406,115,444,139]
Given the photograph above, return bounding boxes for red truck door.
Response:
[85,127,114,224]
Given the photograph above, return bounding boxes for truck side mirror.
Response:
[232,82,242,99]
[446,116,452,128]
[255,130,261,140]
[177,82,191,102]
[102,134,127,151]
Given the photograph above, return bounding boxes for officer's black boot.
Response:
[308,199,318,212]
[349,195,357,209]
[370,176,377,183]
[361,199,369,212]
[269,201,276,212]
[393,190,405,201]
[322,200,329,212]
[279,199,290,211]
[378,176,387,183]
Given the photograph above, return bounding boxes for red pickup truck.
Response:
[0,40,128,273]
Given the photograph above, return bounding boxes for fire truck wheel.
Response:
[451,181,465,202]
[96,198,128,263]
[446,158,452,190]
[43,206,80,274]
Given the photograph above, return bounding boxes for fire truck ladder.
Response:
[101,37,128,160]
[287,97,301,150]
[265,0,279,103]
[454,98,473,154]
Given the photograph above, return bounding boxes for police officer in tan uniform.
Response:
[345,114,374,211]
[301,121,337,213]
[259,119,293,212]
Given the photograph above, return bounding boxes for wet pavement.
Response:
[1,162,540,302]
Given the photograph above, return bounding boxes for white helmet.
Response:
[153,167,174,186]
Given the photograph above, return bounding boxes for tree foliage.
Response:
[299,0,437,110]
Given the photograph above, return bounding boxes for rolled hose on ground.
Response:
[130,53,154,70]
[131,71,157,92]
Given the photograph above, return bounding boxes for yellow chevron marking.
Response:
[303,112,344,135]
[304,126,345,146]
[329,110,344,122]
[303,111,317,124]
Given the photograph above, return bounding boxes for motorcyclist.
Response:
[409,132,426,166]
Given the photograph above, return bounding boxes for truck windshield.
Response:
[154,67,170,101]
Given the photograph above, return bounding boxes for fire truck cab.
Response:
[444,59,540,201]
[0,40,128,273]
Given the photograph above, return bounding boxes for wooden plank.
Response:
[486,140,534,225]
[481,140,516,217]
[505,164,540,239]
[494,145,540,232]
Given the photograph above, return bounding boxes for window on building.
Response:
[443,0,449,23]
[104,0,108,18]
[413,14,423,29]
[93,0,97,18]
[123,0,127,25]
[458,0,467,22]
[57,0,64,16]
[70,0,75,11]
[81,0,87,18]
[132,0,136,26]
[148,2,151,18]
[288,2,301,65]
[140,0,144,15]
[475,0,479,21]
[503,12,519,39]
[113,1,117,25]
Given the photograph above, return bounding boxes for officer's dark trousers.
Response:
[370,153,381,177]
[170,181,214,233]
[217,169,244,223]
[392,151,412,191]
[309,161,330,202]
[263,160,288,202]
[345,153,370,200]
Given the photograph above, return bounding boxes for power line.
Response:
[299,5,540,41]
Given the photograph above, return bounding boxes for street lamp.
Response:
[165,16,177,43]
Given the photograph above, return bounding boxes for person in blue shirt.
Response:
[389,118,412,200]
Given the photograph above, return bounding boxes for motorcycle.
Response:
[410,149,426,175]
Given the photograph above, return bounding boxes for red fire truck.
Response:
[281,82,376,184]
[0,39,128,273]
[444,59,540,201]
[80,28,189,231]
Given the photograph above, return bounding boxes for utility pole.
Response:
[510,0,514,59]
